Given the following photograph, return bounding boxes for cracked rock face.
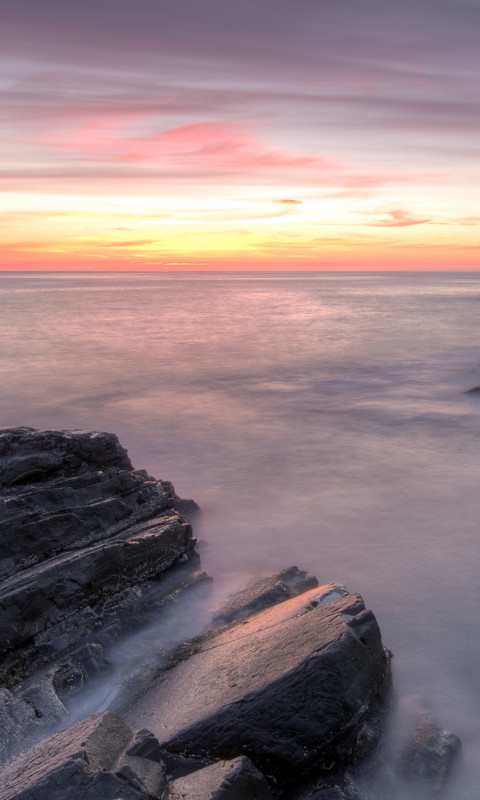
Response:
[126,583,392,787]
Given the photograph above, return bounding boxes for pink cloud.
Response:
[273,198,303,204]
[370,209,431,227]
[45,120,340,179]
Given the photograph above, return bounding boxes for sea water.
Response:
[1,271,479,797]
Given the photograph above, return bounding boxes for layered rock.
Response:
[1,577,393,800]
[0,427,197,583]
[0,427,203,758]
[0,426,461,799]
[126,583,392,789]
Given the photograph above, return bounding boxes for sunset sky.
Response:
[2,0,479,271]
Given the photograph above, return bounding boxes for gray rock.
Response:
[400,713,461,792]
[0,427,205,762]
[0,436,197,582]
[125,583,392,786]
[0,690,37,763]
[0,427,132,490]
[119,730,168,799]
[210,566,318,628]
[167,756,274,799]
[0,711,166,800]
[292,772,363,800]
[0,428,200,690]
[52,643,113,700]
[0,512,195,678]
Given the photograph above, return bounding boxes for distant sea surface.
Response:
[1,271,480,797]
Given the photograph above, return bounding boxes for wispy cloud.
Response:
[1,0,479,270]
[369,209,432,228]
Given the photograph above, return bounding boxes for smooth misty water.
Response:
[1,271,479,796]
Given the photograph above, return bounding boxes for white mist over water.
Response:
[1,271,480,796]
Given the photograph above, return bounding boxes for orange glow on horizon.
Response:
[2,1,479,272]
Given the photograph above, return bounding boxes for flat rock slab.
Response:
[167,756,273,799]
[126,584,391,782]
[0,711,167,800]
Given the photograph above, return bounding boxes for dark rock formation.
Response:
[0,427,198,582]
[0,427,205,760]
[1,426,460,799]
[125,583,392,790]
[167,756,274,799]
[0,427,132,491]
[0,711,166,800]
[210,565,318,628]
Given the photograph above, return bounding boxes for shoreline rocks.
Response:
[0,427,462,798]
[0,711,167,800]
[131,585,391,791]
[0,427,205,761]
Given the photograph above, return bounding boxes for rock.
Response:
[167,756,274,799]
[400,713,461,792]
[0,427,205,761]
[0,433,198,583]
[0,690,37,764]
[120,733,167,800]
[125,583,392,788]
[0,512,195,679]
[52,643,113,700]
[0,428,200,687]
[292,772,362,800]
[0,711,166,800]
[210,566,318,628]
[0,427,132,490]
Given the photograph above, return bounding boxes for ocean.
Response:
[1,270,479,797]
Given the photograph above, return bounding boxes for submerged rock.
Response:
[126,583,392,789]
[400,713,461,792]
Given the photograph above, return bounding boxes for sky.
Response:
[1,0,480,271]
